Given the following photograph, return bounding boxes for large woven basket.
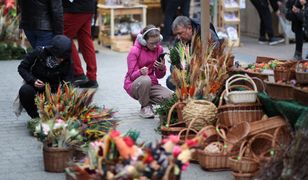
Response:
[182,99,217,131]
[225,74,258,104]
[217,85,264,128]
[264,81,294,100]
[43,144,73,172]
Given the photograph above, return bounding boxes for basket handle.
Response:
[237,140,248,160]
[166,101,186,127]
[247,132,275,162]
[197,125,216,137]
[226,74,257,95]
[251,77,266,92]
[218,85,254,107]
[177,127,198,141]
[179,117,203,140]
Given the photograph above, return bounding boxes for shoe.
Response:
[294,51,302,60]
[139,105,154,119]
[269,37,285,46]
[74,74,88,82]
[258,37,268,45]
[77,80,98,88]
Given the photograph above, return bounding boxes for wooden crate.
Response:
[111,40,133,52]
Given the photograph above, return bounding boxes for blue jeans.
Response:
[24,30,55,48]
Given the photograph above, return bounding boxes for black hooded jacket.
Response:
[18,36,73,92]
[18,0,63,34]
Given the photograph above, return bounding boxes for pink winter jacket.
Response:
[123,39,166,97]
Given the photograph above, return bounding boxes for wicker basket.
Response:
[293,87,308,105]
[160,102,187,139]
[232,171,256,180]
[228,141,259,174]
[182,99,217,131]
[245,132,279,163]
[248,116,287,136]
[43,144,73,172]
[295,71,308,84]
[217,85,264,128]
[225,74,258,104]
[197,148,231,170]
[264,81,294,100]
[216,122,250,153]
[274,69,292,82]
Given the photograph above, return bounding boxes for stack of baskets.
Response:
[217,74,263,128]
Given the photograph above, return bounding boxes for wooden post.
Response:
[201,1,210,55]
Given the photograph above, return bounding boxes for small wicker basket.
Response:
[43,144,73,172]
[228,141,259,174]
[160,102,187,139]
[225,74,258,104]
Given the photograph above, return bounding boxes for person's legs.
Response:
[131,76,154,118]
[180,0,191,17]
[77,14,97,82]
[23,30,37,48]
[35,30,54,47]
[149,85,173,105]
[132,76,152,107]
[250,0,271,41]
[162,0,180,43]
[64,13,85,77]
[19,84,39,118]
[292,21,304,60]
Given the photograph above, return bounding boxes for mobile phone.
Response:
[158,52,168,62]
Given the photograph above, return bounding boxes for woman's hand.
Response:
[154,60,165,70]
[34,79,45,88]
[140,67,148,75]
[300,0,307,6]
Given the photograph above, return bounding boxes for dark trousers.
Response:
[24,30,55,49]
[19,84,40,118]
[162,0,191,41]
[250,0,274,39]
[292,20,304,54]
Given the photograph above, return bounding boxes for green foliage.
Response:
[0,42,26,60]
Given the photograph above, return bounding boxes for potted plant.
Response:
[35,118,83,172]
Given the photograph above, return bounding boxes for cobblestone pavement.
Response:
[0,36,304,180]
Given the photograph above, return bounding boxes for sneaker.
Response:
[269,37,285,46]
[258,37,268,45]
[77,80,98,88]
[139,105,154,119]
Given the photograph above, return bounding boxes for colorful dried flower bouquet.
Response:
[66,130,200,179]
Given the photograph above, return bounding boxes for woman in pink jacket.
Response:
[124,25,172,118]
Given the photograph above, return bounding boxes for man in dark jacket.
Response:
[18,35,73,118]
[166,16,220,91]
[63,0,98,88]
[18,0,63,48]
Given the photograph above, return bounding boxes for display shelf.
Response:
[218,0,240,47]
[97,3,147,51]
